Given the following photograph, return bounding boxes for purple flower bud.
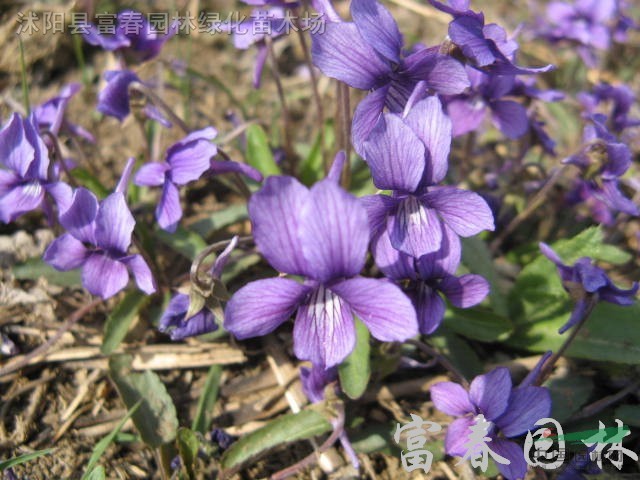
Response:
[158,293,218,340]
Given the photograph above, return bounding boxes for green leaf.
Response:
[157,226,207,260]
[101,290,149,355]
[85,466,106,480]
[190,204,248,238]
[614,405,640,428]
[109,355,179,448]
[339,318,371,399]
[444,307,513,343]
[298,120,335,186]
[461,236,509,316]
[246,124,281,177]
[508,302,640,364]
[82,401,142,479]
[176,428,200,479]
[220,409,332,471]
[429,329,483,379]
[546,376,594,423]
[12,258,81,286]
[0,448,54,471]
[192,365,222,434]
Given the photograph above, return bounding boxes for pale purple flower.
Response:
[83,10,176,64]
[227,8,288,88]
[429,0,554,75]
[310,0,469,153]
[540,243,638,333]
[577,83,640,133]
[224,154,418,368]
[372,225,489,334]
[33,83,94,142]
[300,364,337,403]
[0,113,71,223]
[135,128,262,232]
[360,96,494,258]
[431,367,551,480]
[541,0,620,66]
[44,160,156,299]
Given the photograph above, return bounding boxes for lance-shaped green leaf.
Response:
[339,318,371,399]
[101,290,149,355]
[82,401,141,479]
[246,124,281,177]
[157,226,207,260]
[176,428,200,479]
[13,258,81,286]
[109,355,178,448]
[192,364,222,434]
[0,448,54,471]
[443,307,513,343]
[220,409,332,472]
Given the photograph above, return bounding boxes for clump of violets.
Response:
[83,10,176,65]
[431,367,551,480]
[0,113,71,223]
[540,243,638,333]
[539,0,633,66]
[44,160,156,299]
[224,154,419,368]
[360,96,495,258]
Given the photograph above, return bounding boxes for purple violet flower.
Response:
[372,224,489,334]
[361,96,494,258]
[429,0,554,75]
[300,364,337,403]
[431,367,551,480]
[578,83,640,133]
[33,83,95,143]
[159,236,239,340]
[0,113,71,223]
[83,10,176,64]
[224,154,418,368]
[310,0,469,153]
[44,160,156,299]
[539,243,638,333]
[135,128,218,232]
[445,69,529,139]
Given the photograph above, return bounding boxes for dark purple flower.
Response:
[44,160,156,299]
[33,83,94,142]
[224,154,418,368]
[431,367,551,480]
[578,83,640,133]
[429,0,554,75]
[445,69,529,139]
[361,96,494,258]
[159,236,238,339]
[211,428,236,450]
[83,10,176,64]
[564,115,638,224]
[158,294,217,340]
[311,0,469,153]
[540,243,638,333]
[557,447,601,480]
[372,225,489,334]
[135,128,218,232]
[0,113,72,223]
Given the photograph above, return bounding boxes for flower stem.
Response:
[407,338,469,388]
[335,82,351,187]
[130,82,191,134]
[536,296,599,385]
